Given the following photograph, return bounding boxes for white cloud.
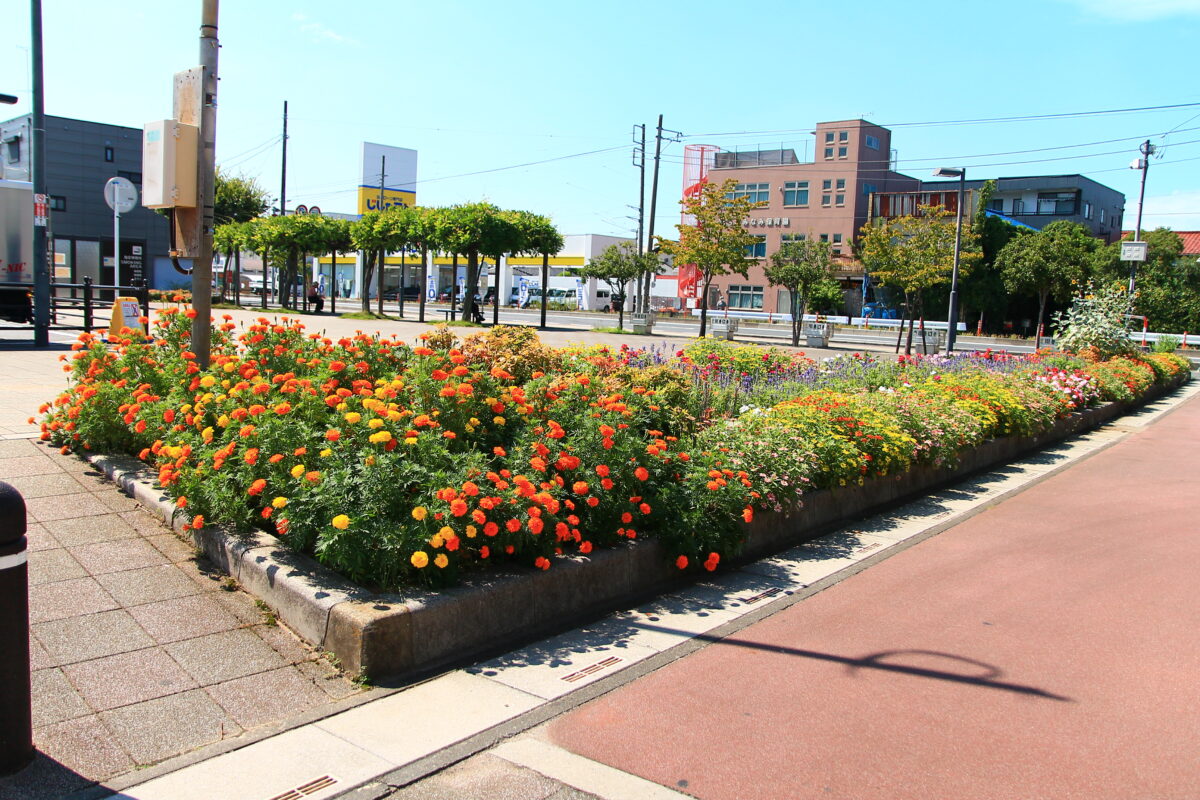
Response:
[1136,189,1200,232]
[291,13,359,47]
[1059,0,1200,21]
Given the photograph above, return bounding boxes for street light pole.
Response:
[933,167,965,352]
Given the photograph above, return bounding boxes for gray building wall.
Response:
[920,174,1125,243]
[0,114,171,287]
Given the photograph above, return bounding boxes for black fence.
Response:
[0,279,150,339]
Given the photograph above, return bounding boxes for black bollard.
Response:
[0,481,33,775]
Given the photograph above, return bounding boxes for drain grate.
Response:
[739,587,783,606]
[561,655,623,683]
[266,775,338,800]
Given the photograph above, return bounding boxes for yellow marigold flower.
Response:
[364,455,376,466]
[336,402,348,412]
[469,417,481,427]
[439,525,454,539]
[201,427,214,443]
[411,550,429,568]
[368,430,392,444]
[367,418,384,429]
[291,464,305,479]
[387,410,403,422]
[200,375,216,388]
[404,437,418,446]
[272,496,288,509]
[344,411,361,424]
[216,414,230,428]
[430,533,444,549]
[465,524,478,538]
[320,448,332,457]
[410,506,429,522]
[493,416,506,426]
[332,514,350,530]
[434,553,449,569]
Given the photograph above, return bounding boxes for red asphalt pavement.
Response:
[548,391,1200,800]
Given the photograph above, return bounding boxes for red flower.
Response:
[572,481,589,495]
[450,499,468,517]
[534,556,550,570]
[675,555,689,570]
[742,507,754,523]
[635,467,649,481]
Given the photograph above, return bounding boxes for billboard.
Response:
[358,142,418,214]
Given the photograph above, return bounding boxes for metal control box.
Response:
[141,120,198,209]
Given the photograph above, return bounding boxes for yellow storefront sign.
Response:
[357,187,417,214]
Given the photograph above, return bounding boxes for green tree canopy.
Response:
[580,242,655,330]
[214,169,269,226]
[996,220,1099,348]
[658,178,758,337]
[763,239,838,346]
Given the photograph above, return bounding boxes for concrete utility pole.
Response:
[190,0,219,368]
[279,101,288,217]
[633,124,645,253]
[30,0,50,347]
[645,115,664,313]
[1130,139,1155,296]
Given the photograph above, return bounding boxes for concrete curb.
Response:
[85,373,1189,680]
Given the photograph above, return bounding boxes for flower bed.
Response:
[39,309,1192,594]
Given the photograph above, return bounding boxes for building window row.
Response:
[728,284,764,310]
[728,182,770,204]
[744,235,767,259]
[782,181,808,207]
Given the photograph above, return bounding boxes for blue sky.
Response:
[3,0,1199,237]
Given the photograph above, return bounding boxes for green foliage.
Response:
[996,220,1100,345]
[1153,335,1180,353]
[659,178,760,337]
[214,169,269,226]
[581,243,657,328]
[1052,282,1135,359]
[1095,228,1200,335]
[764,239,837,345]
[858,204,980,320]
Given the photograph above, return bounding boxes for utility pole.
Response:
[1130,139,1155,295]
[30,0,49,347]
[633,124,645,253]
[190,0,219,368]
[644,115,681,312]
[279,101,288,216]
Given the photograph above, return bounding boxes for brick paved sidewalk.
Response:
[0,439,364,800]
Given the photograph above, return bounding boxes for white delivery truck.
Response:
[0,179,34,323]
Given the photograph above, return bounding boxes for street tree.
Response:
[513,211,564,330]
[658,178,758,338]
[858,204,979,353]
[214,168,269,226]
[580,242,656,330]
[763,238,838,346]
[996,220,1098,349]
[251,215,347,310]
[1092,228,1199,333]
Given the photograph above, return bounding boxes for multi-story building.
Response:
[699,119,919,314]
[0,114,171,290]
[689,120,1126,316]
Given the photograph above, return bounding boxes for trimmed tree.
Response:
[858,204,978,354]
[580,242,655,330]
[763,238,838,346]
[658,178,758,338]
[996,220,1098,350]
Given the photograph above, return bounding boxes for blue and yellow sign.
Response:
[358,187,417,214]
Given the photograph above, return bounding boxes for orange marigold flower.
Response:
[675,555,689,570]
[443,431,457,439]
[586,496,599,507]
[572,481,589,495]
[704,552,720,571]
[639,503,651,515]
[305,471,321,483]
[248,479,267,496]
[471,509,486,524]
[621,512,633,523]
[493,446,506,457]
[579,541,593,554]
[176,496,188,508]
[326,429,341,441]
[192,514,205,528]
[450,499,468,517]
[534,556,550,570]
[484,521,499,537]
[244,448,259,465]
[742,507,754,523]
[269,453,285,464]
[595,464,610,477]
[635,467,649,481]
[505,518,522,533]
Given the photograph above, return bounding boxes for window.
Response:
[832,233,843,244]
[862,183,877,196]
[824,147,834,160]
[728,284,764,310]
[781,233,807,243]
[1012,198,1025,214]
[835,194,845,206]
[837,146,848,158]
[819,234,829,242]
[1083,201,1093,219]
[825,132,835,144]
[728,182,770,204]
[1037,191,1077,215]
[49,195,66,212]
[822,179,832,191]
[821,194,832,207]
[835,179,846,190]
[3,136,19,163]
[104,145,114,163]
[865,134,880,150]
[988,199,1003,212]
[744,235,767,259]
[1099,208,1106,224]
[839,131,849,143]
[782,181,809,206]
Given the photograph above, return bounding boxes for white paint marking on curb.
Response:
[493,737,694,800]
[0,551,28,570]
